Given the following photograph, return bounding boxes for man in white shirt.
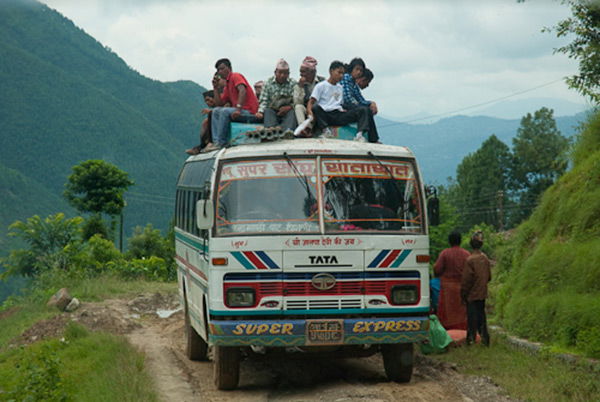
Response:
[306,60,371,142]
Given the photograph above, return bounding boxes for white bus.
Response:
[175,138,435,390]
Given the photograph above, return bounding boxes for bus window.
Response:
[215,159,319,235]
[321,158,423,234]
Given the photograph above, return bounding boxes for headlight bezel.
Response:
[390,284,419,305]
[225,287,256,308]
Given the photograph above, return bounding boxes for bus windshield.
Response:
[215,157,423,236]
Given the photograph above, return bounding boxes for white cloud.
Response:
[42,0,587,119]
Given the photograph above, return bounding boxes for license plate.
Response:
[306,319,344,345]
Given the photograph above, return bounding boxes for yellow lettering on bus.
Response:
[246,324,257,334]
[385,321,396,332]
[232,324,245,335]
[257,324,269,335]
[374,321,386,332]
[352,322,363,333]
[270,324,281,334]
[281,323,293,335]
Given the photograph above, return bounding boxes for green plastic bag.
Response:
[420,314,452,354]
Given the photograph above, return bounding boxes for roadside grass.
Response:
[0,323,158,401]
[430,333,600,401]
[0,271,177,349]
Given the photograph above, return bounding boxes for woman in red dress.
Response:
[434,231,470,330]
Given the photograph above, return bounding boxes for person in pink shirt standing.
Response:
[433,231,470,330]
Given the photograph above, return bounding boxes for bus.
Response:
[175,137,436,390]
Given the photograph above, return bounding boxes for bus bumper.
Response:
[208,316,429,347]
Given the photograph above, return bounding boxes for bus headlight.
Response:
[226,288,256,307]
[391,285,419,305]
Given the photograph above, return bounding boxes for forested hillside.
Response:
[377,113,586,184]
[0,0,207,252]
[494,110,600,357]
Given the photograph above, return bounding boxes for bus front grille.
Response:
[285,298,362,310]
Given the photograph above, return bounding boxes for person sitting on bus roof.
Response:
[203,58,259,152]
[341,59,380,143]
[306,60,372,142]
[293,56,325,130]
[255,59,297,132]
[186,89,217,155]
[254,80,264,100]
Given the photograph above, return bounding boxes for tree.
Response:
[549,1,600,104]
[64,160,134,239]
[1,213,83,278]
[510,108,569,223]
[452,135,512,230]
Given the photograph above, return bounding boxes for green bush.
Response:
[6,344,70,402]
[113,256,175,282]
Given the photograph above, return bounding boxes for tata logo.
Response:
[309,255,338,264]
[311,273,336,291]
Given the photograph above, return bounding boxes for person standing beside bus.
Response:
[461,231,491,346]
[205,58,259,152]
[433,231,469,330]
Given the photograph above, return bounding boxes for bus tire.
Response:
[381,343,414,383]
[213,345,240,390]
[185,303,208,361]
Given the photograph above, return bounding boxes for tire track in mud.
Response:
[85,295,514,401]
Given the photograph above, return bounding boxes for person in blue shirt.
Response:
[341,58,379,143]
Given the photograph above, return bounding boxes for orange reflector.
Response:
[212,257,228,266]
[416,255,430,263]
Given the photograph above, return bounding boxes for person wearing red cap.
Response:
[255,58,297,131]
[293,56,324,128]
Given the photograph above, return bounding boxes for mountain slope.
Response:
[0,0,207,252]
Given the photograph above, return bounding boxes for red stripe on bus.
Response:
[379,249,401,268]
[243,251,268,269]
[176,255,208,281]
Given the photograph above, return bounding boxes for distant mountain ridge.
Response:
[376,113,586,184]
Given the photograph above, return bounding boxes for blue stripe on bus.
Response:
[175,232,208,253]
[368,249,390,268]
[222,271,420,281]
[391,249,412,268]
[224,272,283,281]
[255,251,279,269]
[209,306,430,316]
[231,251,255,270]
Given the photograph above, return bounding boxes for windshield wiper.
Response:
[283,152,316,205]
[367,151,410,217]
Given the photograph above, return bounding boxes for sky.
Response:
[42,0,590,121]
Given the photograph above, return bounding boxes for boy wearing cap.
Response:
[461,231,492,346]
[255,59,297,131]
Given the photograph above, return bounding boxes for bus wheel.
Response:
[213,345,240,390]
[381,343,414,383]
[185,304,208,361]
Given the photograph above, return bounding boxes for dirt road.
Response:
[27,293,514,401]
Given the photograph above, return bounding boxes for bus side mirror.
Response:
[427,197,440,226]
[425,185,440,226]
[196,200,214,230]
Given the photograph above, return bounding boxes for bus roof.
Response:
[186,139,416,161]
